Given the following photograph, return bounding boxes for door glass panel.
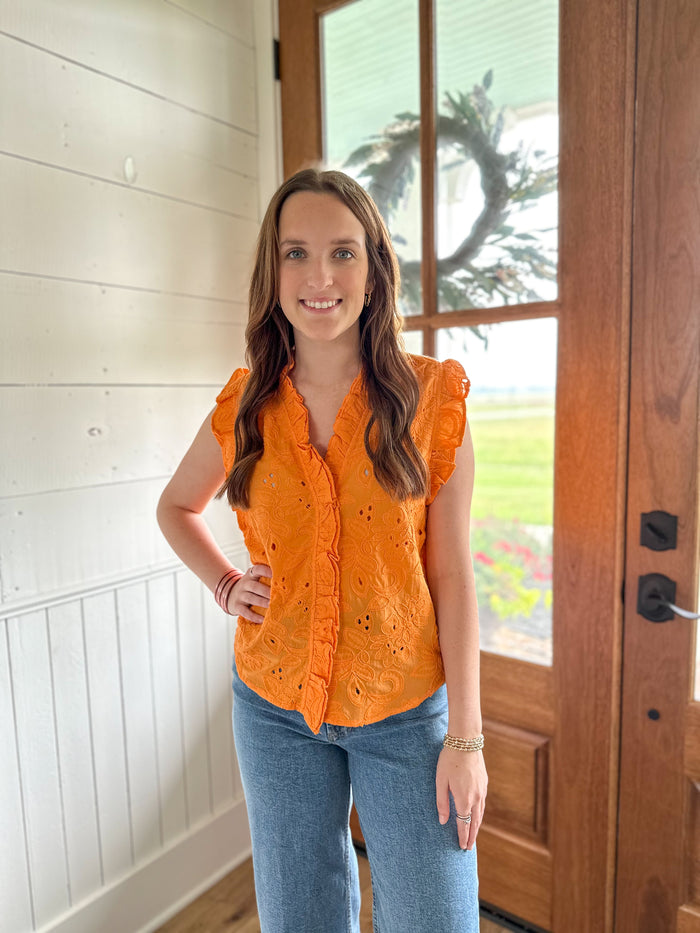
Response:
[402,329,424,356]
[321,0,422,315]
[436,0,559,312]
[438,318,557,665]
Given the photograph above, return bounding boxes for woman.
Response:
[157,168,486,933]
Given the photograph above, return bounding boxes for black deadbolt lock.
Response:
[640,511,677,551]
[637,573,676,622]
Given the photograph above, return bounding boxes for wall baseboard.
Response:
[37,799,252,933]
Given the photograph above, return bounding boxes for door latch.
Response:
[637,573,700,622]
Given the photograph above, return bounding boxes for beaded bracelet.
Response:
[215,567,244,614]
[443,732,485,752]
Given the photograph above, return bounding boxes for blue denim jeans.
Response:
[232,663,479,933]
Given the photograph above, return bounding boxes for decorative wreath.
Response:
[345,71,558,315]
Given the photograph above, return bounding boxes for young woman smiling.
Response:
[157,168,486,933]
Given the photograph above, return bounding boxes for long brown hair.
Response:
[217,168,428,508]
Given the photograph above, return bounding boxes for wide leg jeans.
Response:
[232,664,480,933]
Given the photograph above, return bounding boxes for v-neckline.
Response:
[280,363,365,465]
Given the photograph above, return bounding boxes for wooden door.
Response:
[615,0,700,929]
[278,1,635,930]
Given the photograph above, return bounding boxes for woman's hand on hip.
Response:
[227,564,272,623]
[436,747,487,850]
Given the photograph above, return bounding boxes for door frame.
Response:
[278,2,637,929]
[615,0,700,928]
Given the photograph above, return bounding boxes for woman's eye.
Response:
[335,249,354,260]
[286,248,304,260]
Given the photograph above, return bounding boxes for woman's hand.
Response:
[227,564,272,623]
[436,747,488,850]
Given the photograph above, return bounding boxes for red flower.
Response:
[474,551,495,566]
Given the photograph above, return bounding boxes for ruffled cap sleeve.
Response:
[211,367,249,474]
[427,358,470,504]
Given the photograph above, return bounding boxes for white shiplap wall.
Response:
[0,2,280,930]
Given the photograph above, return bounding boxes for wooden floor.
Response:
[155,853,503,932]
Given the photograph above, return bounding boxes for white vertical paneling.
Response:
[82,590,133,885]
[175,572,212,826]
[0,620,34,933]
[7,611,69,926]
[202,596,235,812]
[47,601,102,903]
[228,611,244,799]
[28,804,251,933]
[0,0,272,925]
[116,583,161,861]
[146,574,188,846]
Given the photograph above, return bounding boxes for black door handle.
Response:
[637,573,700,621]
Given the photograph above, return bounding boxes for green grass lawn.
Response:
[468,398,555,526]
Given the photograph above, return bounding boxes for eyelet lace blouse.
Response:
[212,354,470,733]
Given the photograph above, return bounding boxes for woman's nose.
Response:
[306,258,333,289]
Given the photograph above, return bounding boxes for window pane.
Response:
[402,329,424,355]
[436,0,559,311]
[321,0,422,315]
[438,319,557,665]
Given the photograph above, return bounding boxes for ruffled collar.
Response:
[278,360,367,468]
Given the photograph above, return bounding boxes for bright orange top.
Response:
[211,354,470,733]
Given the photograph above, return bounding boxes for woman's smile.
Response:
[300,298,342,312]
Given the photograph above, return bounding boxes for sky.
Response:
[438,316,558,394]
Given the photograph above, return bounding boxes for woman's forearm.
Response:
[156,499,238,593]
[433,561,483,738]
[155,409,240,593]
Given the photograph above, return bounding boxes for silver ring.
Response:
[456,813,472,824]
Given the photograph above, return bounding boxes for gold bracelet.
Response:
[443,732,485,752]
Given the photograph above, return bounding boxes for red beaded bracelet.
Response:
[215,568,244,614]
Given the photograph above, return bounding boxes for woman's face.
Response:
[277,191,372,347]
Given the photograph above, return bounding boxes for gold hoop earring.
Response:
[364,292,372,307]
